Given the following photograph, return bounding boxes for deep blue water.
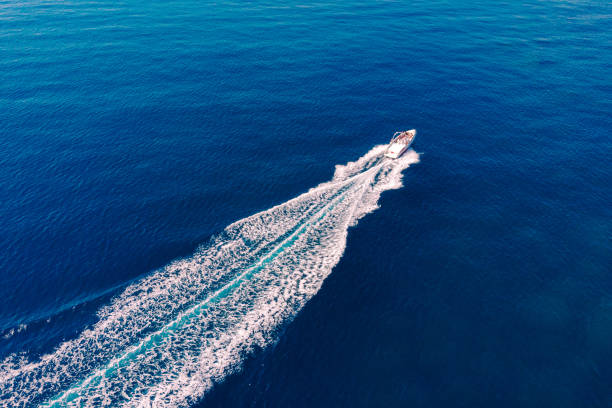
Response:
[1,0,611,406]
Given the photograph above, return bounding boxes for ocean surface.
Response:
[1,0,611,406]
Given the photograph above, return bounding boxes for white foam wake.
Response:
[0,146,419,408]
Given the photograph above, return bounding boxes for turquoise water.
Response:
[0,0,610,406]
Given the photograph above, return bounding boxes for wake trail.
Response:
[0,146,419,408]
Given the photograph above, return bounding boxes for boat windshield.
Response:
[390,131,412,144]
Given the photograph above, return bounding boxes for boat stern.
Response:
[384,142,407,159]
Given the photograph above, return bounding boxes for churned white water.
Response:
[0,146,419,407]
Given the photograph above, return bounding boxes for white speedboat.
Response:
[384,129,416,159]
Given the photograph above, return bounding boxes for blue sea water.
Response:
[1,0,611,406]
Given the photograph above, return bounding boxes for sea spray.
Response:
[0,147,419,408]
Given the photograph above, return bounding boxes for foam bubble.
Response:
[0,146,419,407]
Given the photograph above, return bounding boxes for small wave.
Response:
[1,324,27,340]
[0,147,419,408]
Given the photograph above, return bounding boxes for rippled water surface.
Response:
[1,0,610,406]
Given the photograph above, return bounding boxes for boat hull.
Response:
[384,129,416,159]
